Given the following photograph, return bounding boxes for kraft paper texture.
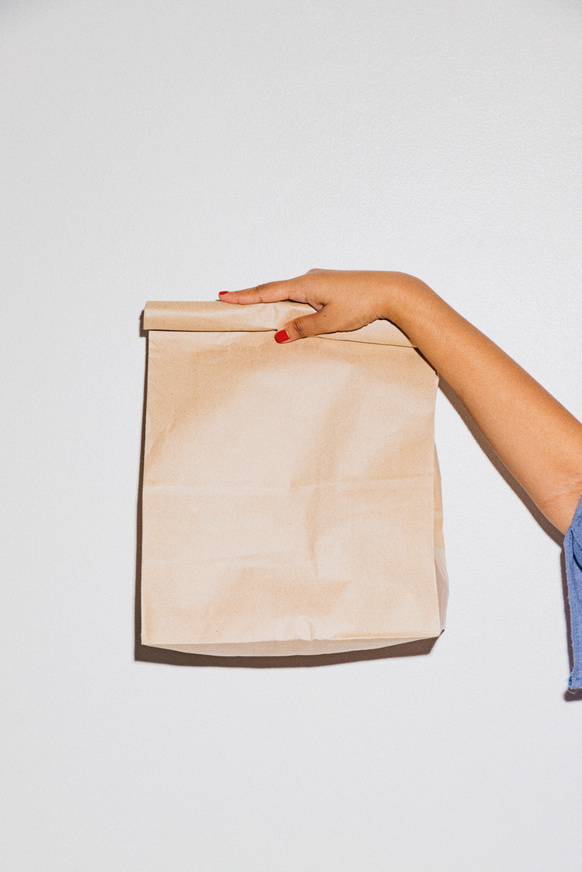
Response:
[141,301,448,656]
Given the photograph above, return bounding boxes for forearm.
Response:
[384,275,582,533]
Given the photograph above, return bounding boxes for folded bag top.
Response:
[143,299,416,345]
[141,300,448,657]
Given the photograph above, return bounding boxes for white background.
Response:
[2,1,581,869]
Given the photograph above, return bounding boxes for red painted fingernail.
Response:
[275,329,290,343]
[218,291,228,296]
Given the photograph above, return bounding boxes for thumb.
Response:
[275,307,340,343]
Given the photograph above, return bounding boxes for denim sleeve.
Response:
[565,493,582,690]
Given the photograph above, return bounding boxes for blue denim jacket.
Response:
[565,493,582,690]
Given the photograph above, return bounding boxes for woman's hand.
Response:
[218,269,428,342]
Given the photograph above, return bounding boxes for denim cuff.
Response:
[565,494,582,690]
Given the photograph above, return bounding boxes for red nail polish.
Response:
[275,329,290,343]
[218,291,228,296]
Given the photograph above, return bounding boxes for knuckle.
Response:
[293,319,306,339]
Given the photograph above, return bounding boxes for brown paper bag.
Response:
[140,301,448,656]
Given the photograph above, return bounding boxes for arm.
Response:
[219,269,582,534]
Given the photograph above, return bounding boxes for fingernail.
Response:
[218,291,228,296]
[275,329,290,343]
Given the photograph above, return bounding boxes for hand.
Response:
[218,269,424,342]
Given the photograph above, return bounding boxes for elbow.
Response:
[538,482,582,535]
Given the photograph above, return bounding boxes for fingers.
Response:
[217,270,357,343]
[218,279,300,305]
[275,306,343,343]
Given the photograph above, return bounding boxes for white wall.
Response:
[2,1,581,869]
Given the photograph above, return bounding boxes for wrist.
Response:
[374,272,431,329]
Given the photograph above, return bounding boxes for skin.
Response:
[219,269,582,535]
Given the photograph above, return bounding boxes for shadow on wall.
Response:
[133,317,576,688]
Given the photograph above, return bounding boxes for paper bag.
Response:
[140,300,448,656]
